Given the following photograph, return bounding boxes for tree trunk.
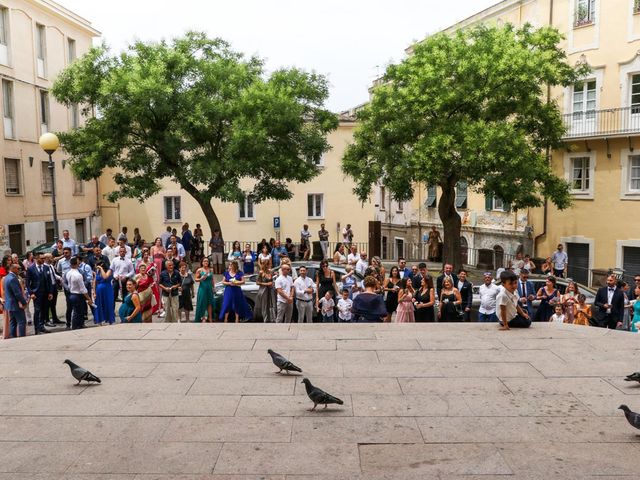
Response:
[194,195,222,238]
[438,178,462,271]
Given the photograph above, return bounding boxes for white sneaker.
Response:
[158,311,166,318]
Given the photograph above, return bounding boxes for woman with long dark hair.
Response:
[384,266,401,322]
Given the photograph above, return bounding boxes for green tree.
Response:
[52,32,338,236]
[342,24,588,268]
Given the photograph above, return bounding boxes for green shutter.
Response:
[485,195,492,211]
[504,202,511,213]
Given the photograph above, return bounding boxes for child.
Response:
[550,304,565,325]
[342,265,357,299]
[573,294,592,326]
[337,288,353,322]
[497,270,531,331]
[318,291,335,323]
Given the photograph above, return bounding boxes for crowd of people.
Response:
[1,222,639,338]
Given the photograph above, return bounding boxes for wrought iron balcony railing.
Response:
[562,106,640,139]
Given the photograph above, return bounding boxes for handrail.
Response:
[562,106,640,139]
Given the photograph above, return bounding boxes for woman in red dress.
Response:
[134,263,155,323]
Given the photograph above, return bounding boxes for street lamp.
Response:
[39,132,60,242]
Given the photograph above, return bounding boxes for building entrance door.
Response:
[566,242,590,285]
[368,221,381,259]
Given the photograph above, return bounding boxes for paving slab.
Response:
[0,322,638,478]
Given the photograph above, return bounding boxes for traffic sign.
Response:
[273,216,281,230]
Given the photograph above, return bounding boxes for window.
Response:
[164,196,181,221]
[493,197,505,211]
[635,0,640,14]
[45,221,55,243]
[313,153,325,167]
[425,185,437,208]
[632,74,640,114]
[307,193,323,218]
[380,186,386,210]
[67,38,76,63]
[39,90,49,134]
[575,0,596,26]
[396,200,404,213]
[0,7,9,65]
[485,195,509,212]
[455,181,468,209]
[41,161,52,194]
[2,79,13,138]
[572,80,596,120]
[628,155,640,192]
[71,103,79,129]
[73,176,84,195]
[571,157,590,191]
[36,24,46,77]
[238,196,254,220]
[4,157,20,194]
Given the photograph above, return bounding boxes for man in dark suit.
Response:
[457,269,473,321]
[517,270,536,319]
[594,274,626,329]
[436,264,459,299]
[3,263,27,338]
[411,263,428,290]
[26,252,53,334]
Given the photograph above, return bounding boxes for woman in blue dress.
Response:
[241,243,256,275]
[119,279,142,323]
[219,260,253,323]
[93,262,115,325]
[534,276,559,322]
[631,286,640,333]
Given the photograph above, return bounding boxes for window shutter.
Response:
[485,195,492,211]
[455,182,468,209]
[4,158,19,193]
[426,186,437,208]
[504,202,511,213]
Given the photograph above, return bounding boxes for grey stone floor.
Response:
[0,322,639,479]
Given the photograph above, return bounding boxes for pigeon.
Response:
[63,359,101,385]
[625,372,640,382]
[301,378,343,411]
[267,349,302,374]
[619,404,640,430]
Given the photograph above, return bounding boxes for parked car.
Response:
[213,261,364,322]
[468,274,596,321]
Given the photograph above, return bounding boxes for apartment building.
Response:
[0,0,100,256]
[99,115,378,253]
[375,0,640,284]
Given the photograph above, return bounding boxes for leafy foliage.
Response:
[52,32,338,231]
[342,24,588,265]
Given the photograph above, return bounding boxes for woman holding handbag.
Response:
[438,277,463,322]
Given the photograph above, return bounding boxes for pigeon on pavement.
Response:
[268,349,302,374]
[301,378,343,411]
[625,372,640,382]
[619,404,640,430]
[64,359,101,385]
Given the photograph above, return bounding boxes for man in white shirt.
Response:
[551,244,568,278]
[65,257,94,330]
[117,238,132,259]
[342,224,353,246]
[275,264,294,323]
[496,270,531,330]
[98,228,112,246]
[347,245,360,266]
[167,235,186,260]
[293,266,316,323]
[355,252,369,277]
[102,237,119,263]
[61,229,78,256]
[478,272,501,323]
[111,247,134,302]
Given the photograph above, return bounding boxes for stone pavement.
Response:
[0,322,638,479]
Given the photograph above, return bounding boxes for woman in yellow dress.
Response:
[573,294,592,326]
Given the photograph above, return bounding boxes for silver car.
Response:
[214,261,363,322]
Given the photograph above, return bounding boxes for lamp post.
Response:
[38,133,60,242]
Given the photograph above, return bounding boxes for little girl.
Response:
[573,294,592,326]
[550,304,566,325]
[318,291,335,323]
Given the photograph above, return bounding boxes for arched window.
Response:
[460,236,469,265]
[493,245,505,269]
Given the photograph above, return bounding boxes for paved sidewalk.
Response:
[0,322,638,478]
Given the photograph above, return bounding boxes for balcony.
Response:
[562,106,640,139]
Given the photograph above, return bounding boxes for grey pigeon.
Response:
[268,349,302,374]
[64,359,101,385]
[301,378,343,411]
[619,404,640,430]
[625,372,640,382]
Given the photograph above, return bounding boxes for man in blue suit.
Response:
[517,270,535,319]
[26,252,53,334]
[3,263,27,338]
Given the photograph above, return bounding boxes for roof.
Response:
[25,0,101,36]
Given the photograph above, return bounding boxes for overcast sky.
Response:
[56,0,498,112]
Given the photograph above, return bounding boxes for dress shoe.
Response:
[39,328,51,334]
[45,321,55,327]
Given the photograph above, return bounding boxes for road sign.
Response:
[273,216,281,230]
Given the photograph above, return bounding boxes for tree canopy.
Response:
[52,31,338,234]
[342,24,588,267]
